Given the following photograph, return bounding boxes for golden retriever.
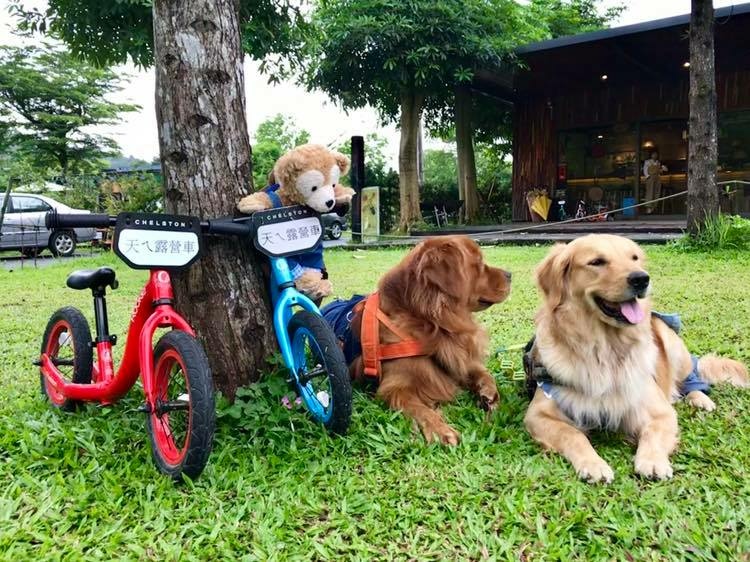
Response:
[524,234,748,482]
[346,236,511,444]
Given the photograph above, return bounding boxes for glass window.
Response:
[11,196,52,213]
[718,111,750,214]
[639,120,688,215]
[558,123,638,216]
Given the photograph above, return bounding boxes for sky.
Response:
[0,0,741,168]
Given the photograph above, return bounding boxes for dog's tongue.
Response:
[620,299,645,324]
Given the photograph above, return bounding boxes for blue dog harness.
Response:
[262,184,326,279]
[321,295,366,364]
[526,311,709,405]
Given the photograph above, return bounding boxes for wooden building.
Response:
[483,4,750,221]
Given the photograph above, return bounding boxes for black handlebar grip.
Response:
[204,219,253,237]
[45,211,113,229]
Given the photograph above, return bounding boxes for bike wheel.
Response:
[145,330,215,481]
[288,310,352,435]
[39,307,93,411]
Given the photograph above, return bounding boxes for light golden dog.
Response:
[524,234,748,482]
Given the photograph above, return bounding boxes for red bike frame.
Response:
[40,269,193,406]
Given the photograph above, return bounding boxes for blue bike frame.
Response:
[268,257,321,372]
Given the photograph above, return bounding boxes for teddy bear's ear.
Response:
[273,152,303,190]
[331,151,350,175]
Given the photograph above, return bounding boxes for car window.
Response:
[11,196,52,213]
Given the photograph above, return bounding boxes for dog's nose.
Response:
[627,271,650,292]
[325,199,334,209]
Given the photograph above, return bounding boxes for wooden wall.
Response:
[511,69,750,220]
[511,97,557,221]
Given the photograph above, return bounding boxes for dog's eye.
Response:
[632,255,638,261]
[588,257,607,266]
[311,186,318,192]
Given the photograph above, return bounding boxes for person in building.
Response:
[643,151,668,214]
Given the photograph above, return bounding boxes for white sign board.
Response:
[255,216,322,257]
[113,212,203,270]
[251,205,324,258]
[116,229,201,268]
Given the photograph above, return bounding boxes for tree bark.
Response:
[398,90,424,231]
[153,0,275,397]
[455,86,480,223]
[687,0,719,235]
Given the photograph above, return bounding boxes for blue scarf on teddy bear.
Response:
[262,183,326,279]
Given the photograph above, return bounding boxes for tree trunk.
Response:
[687,0,719,235]
[455,86,480,223]
[398,90,424,231]
[153,0,275,398]
[416,120,424,190]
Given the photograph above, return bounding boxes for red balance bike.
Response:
[37,210,250,480]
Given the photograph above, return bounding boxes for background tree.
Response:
[337,132,391,187]
[527,0,624,37]
[687,0,719,235]
[0,44,138,176]
[422,149,458,203]
[306,0,535,230]
[251,113,310,188]
[12,0,310,395]
[10,0,308,75]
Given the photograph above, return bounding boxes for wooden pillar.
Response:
[350,135,364,243]
[511,98,557,221]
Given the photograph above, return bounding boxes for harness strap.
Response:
[360,292,426,378]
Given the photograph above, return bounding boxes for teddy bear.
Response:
[237,143,355,301]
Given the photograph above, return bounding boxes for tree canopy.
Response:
[9,0,309,73]
[305,0,535,123]
[0,44,138,175]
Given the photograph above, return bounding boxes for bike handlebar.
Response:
[44,211,253,237]
[202,218,252,237]
[45,211,114,229]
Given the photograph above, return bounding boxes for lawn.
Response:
[1,244,750,561]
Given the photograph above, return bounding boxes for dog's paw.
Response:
[424,424,461,446]
[634,454,673,480]
[478,388,500,412]
[685,390,716,412]
[575,457,614,484]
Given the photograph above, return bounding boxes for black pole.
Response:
[350,135,365,243]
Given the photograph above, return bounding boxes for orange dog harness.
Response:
[359,292,427,378]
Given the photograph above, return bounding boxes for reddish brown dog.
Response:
[347,236,511,444]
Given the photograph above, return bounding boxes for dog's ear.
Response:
[416,241,468,300]
[535,243,571,310]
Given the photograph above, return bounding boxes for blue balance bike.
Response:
[239,205,353,435]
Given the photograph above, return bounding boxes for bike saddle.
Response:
[66,267,119,291]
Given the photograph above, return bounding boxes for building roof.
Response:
[517,3,750,54]
[472,3,750,101]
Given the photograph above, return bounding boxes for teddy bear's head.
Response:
[270,143,351,213]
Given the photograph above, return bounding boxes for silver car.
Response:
[0,193,98,257]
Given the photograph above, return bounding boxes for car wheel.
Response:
[49,230,77,257]
[328,222,343,240]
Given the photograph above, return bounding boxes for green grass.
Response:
[2,245,750,561]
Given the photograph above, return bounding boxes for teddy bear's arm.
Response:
[237,191,274,214]
[334,185,356,205]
